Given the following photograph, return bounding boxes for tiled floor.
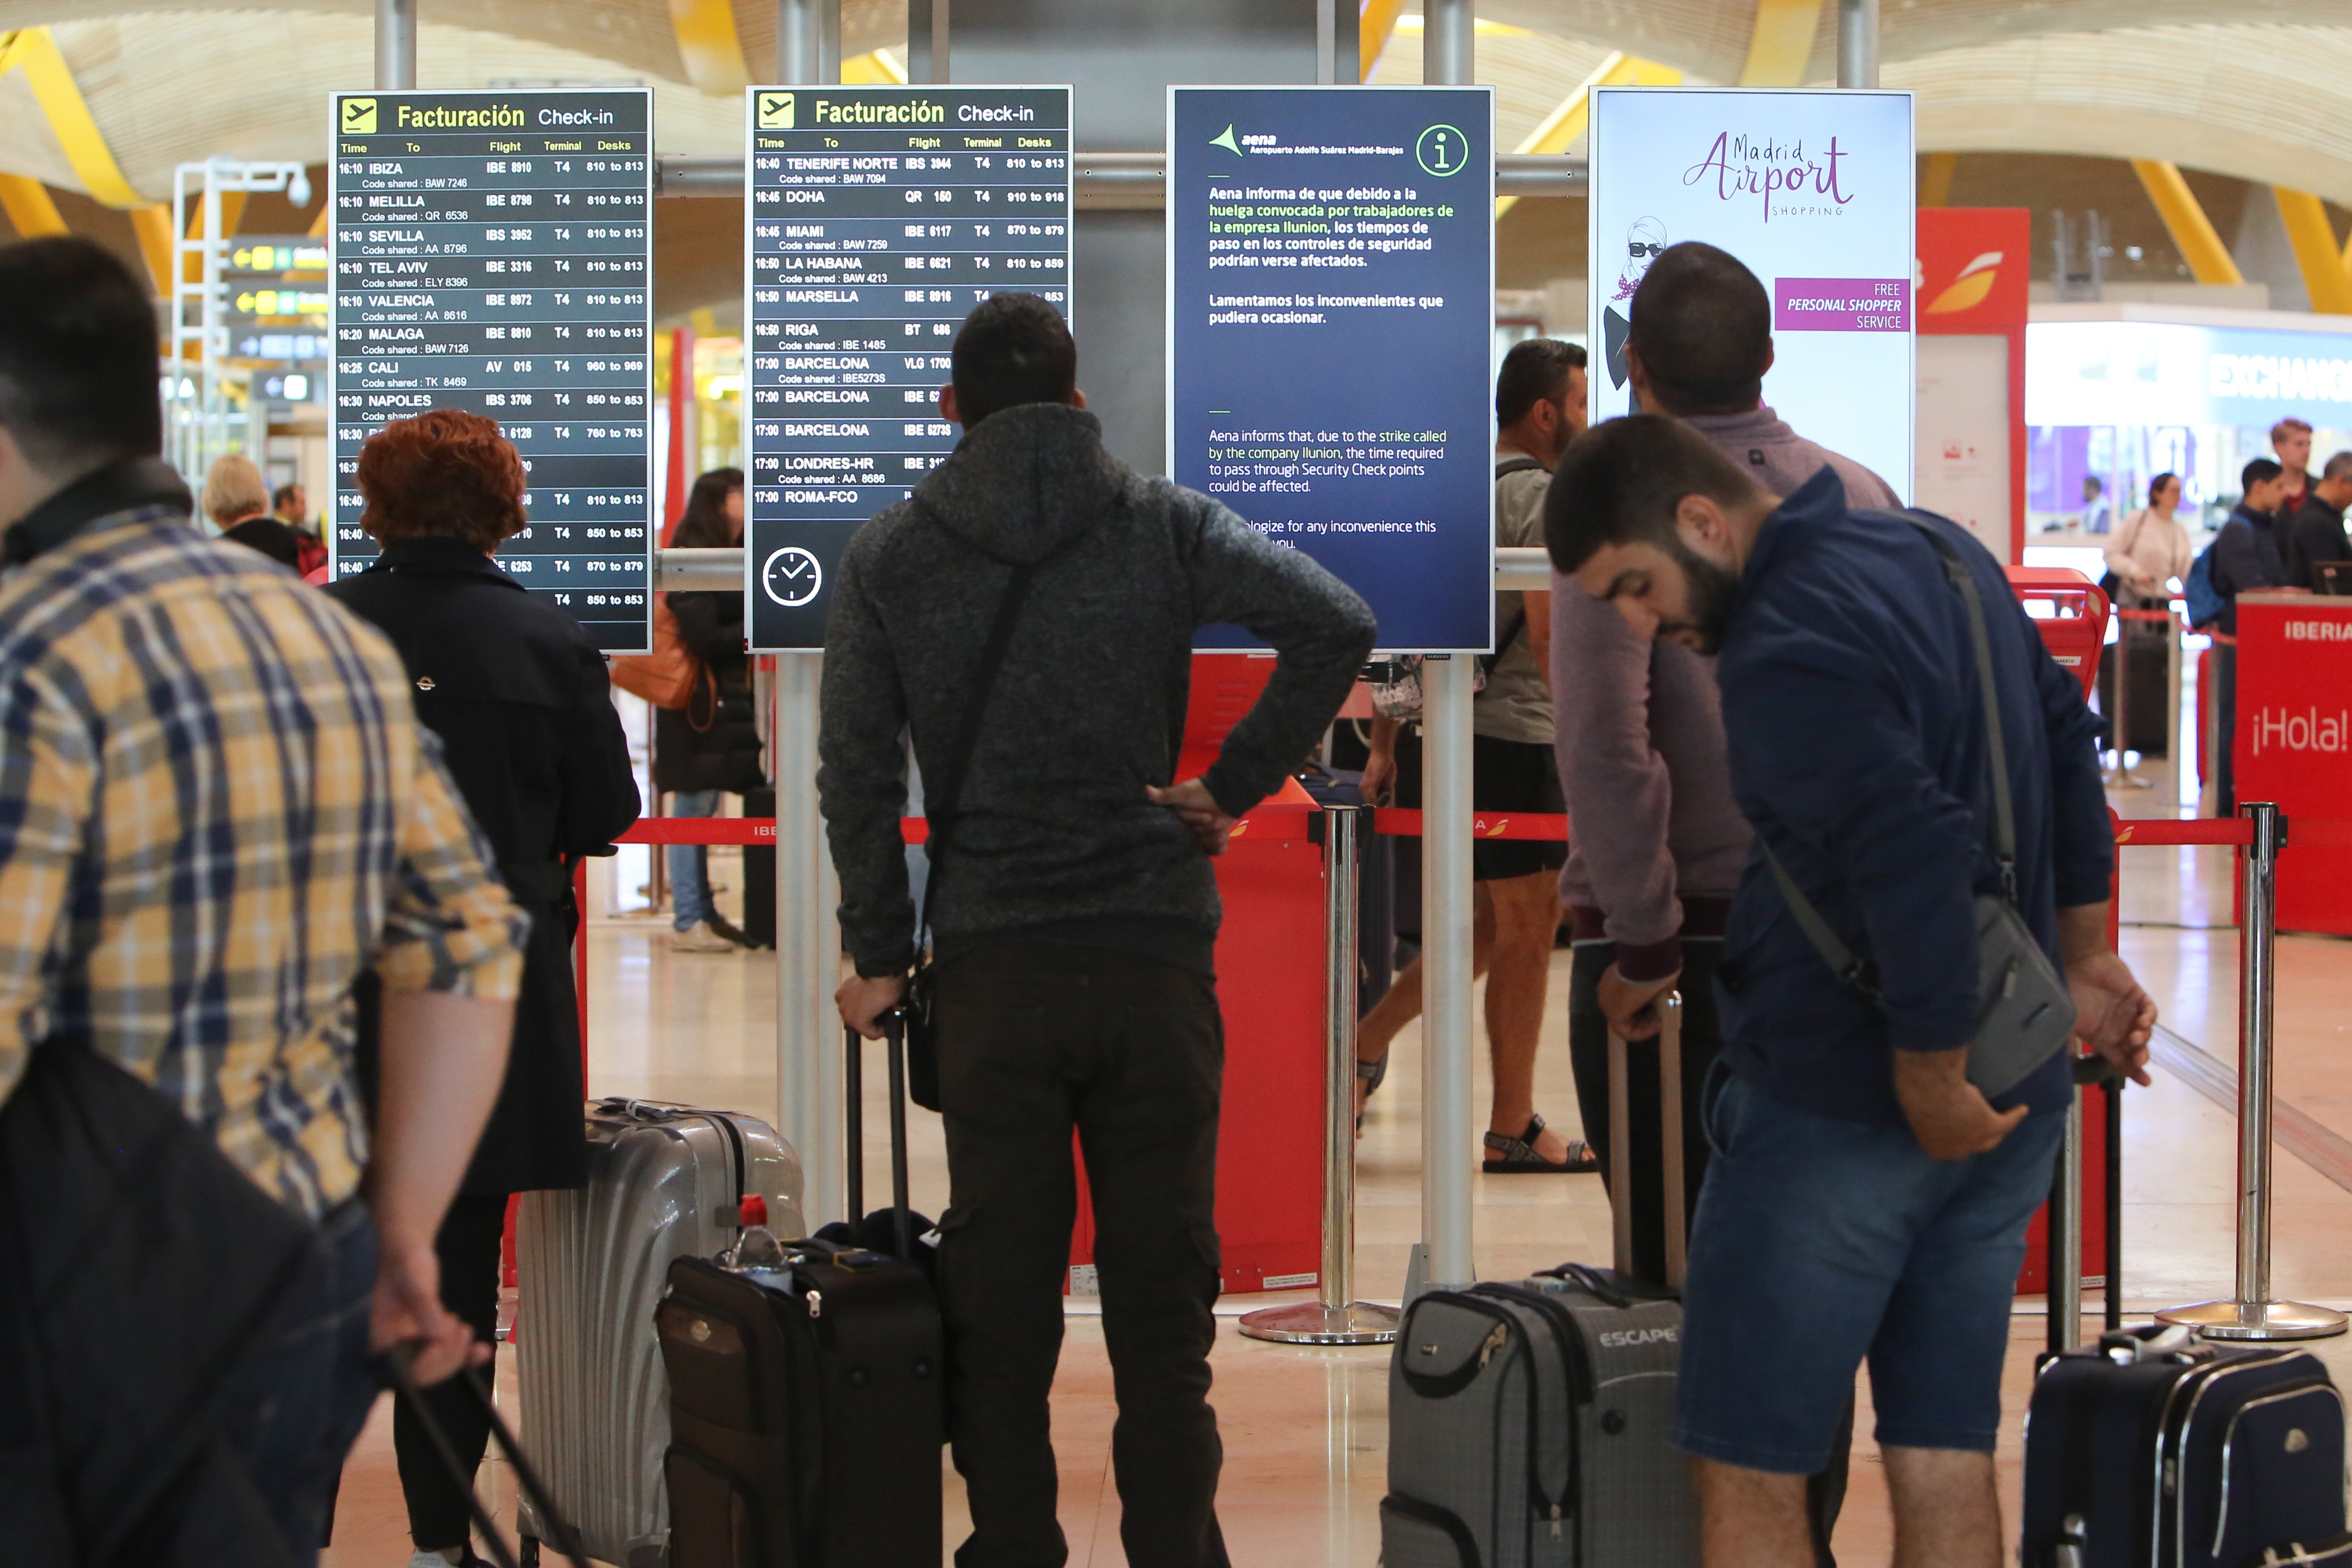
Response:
[326,756,2352,1565]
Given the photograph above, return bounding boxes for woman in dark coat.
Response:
[326,407,640,1566]
[658,468,774,950]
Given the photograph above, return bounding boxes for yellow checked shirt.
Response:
[0,499,528,1218]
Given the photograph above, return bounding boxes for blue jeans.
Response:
[1673,1071,2065,1474]
[228,1199,382,1563]
[669,789,720,931]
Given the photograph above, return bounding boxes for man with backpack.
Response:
[819,293,1375,1568]
[1548,414,2155,1563]
[2201,457,2301,813]
[1354,338,1596,1173]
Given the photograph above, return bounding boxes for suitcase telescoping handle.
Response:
[2045,1055,2128,1351]
[376,1343,591,1568]
[1607,991,1686,1289]
[842,1013,916,1263]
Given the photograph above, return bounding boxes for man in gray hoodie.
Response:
[819,294,1375,1568]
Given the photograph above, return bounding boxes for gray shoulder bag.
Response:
[1761,516,2077,1099]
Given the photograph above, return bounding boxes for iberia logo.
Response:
[1914,209,2028,328]
[1480,818,1509,837]
[1228,819,1250,838]
[1927,250,2003,315]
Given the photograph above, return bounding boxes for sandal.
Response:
[1353,1051,1389,1133]
[1482,1114,1600,1174]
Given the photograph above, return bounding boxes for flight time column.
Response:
[329,88,656,651]
[741,84,1073,651]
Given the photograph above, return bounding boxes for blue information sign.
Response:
[1168,86,1494,653]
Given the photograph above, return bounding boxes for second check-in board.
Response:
[744,85,1073,651]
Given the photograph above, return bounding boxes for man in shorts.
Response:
[1357,339,1595,1173]
[1549,414,2155,1562]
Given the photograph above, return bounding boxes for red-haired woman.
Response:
[326,407,639,1567]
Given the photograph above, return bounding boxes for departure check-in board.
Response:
[742,85,1073,651]
[329,89,656,652]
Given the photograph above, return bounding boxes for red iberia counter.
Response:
[2234,593,2352,935]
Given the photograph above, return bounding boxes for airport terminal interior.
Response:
[6,0,2352,1562]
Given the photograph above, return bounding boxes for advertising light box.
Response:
[329,88,656,652]
[742,85,1073,653]
[1168,85,1495,653]
[2025,316,2352,430]
[1588,88,1915,501]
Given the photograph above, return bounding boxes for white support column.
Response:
[1412,0,1479,1299]
[776,652,845,1226]
[1424,0,1473,90]
[1418,656,1478,1291]
[1836,0,1879,88]
[375,0,416,90]
[778,0,819,84]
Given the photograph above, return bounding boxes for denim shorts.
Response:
[1671,1070,2065,1474]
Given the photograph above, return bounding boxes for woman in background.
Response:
[2103,470,2195,607]
[656,467,773,952]
[326,407,639,1568]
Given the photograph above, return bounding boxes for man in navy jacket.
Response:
[1546,415,2156,1565]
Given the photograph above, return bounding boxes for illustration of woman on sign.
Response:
[1604,216,1667,392]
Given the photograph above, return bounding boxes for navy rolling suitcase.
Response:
[2020,1068,2346,1567]
[2020,1325,2345,1567]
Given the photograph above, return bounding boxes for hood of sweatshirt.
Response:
[909,401,1125,565]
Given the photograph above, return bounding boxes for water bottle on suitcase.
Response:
[1382,996,1700,1568]
[657,1015,945,1568]
[2020,1069,2348,1568]
[515,1101,806,1567]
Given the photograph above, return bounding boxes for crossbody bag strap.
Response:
[1763,510,2014,998]
[914,559,1039,945]
[1900,512,2018,892]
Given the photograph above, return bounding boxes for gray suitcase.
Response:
[515,1098,805,1568]
[1383,997,1699,1568]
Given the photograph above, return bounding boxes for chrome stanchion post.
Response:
[2158,803,2346,1340]
[1242,804,1400,1345]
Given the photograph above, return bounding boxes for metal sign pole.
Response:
[375,0,416,90]
[1241,805,1399,1344]
[1414,658,1478,1296]
[2158,803,2346,1341]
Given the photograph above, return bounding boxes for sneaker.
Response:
[669,921,739,954]
[407,1551,474,1568]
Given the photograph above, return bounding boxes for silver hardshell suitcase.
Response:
[515,1098,804,1568]
[1382,997,1699,1568]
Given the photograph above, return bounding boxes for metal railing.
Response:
[652,544,1554,591]
[652,151,1586,206]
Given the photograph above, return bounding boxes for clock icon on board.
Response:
[762,546,822,608]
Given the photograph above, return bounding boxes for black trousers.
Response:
[932,943,1229,1568]
[1565,940,1848,1564]
[393,1191,508,1551]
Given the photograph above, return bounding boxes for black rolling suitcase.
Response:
[656,1018,944,1568]
[2020,1067,2347,1568]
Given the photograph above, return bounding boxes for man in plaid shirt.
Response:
[0,239,529,1560]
